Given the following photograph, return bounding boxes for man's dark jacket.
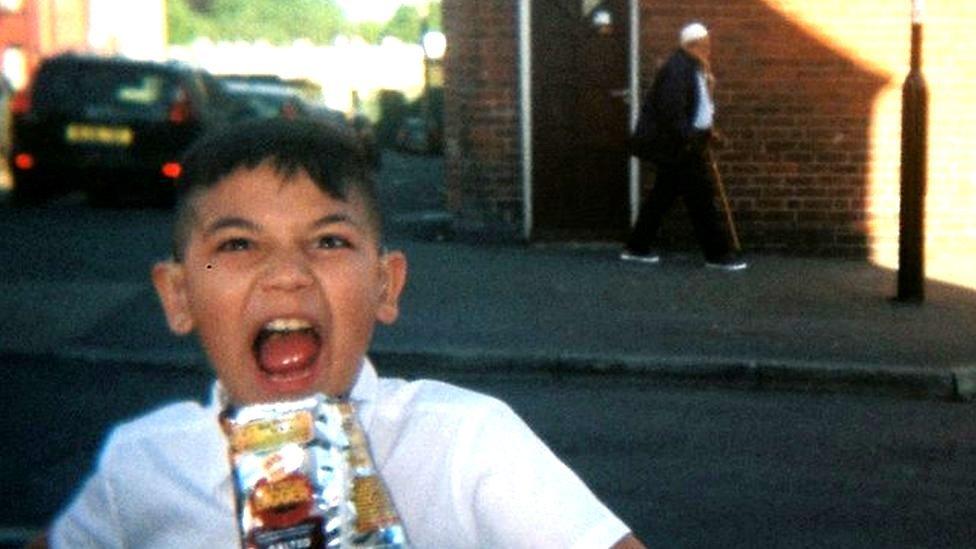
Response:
[630,48,711,165]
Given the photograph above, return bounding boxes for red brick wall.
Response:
[442,0,523,235]
[0,0,91,82]
[442,0,976,286]
[638,0,889,257]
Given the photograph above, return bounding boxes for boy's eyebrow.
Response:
[311,213,362,230]
[202,213,365,236]
[202,216,261,236]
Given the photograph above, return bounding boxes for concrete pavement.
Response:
[369,239,976,400]
[3,233,975,400]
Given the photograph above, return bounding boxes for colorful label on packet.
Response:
[223,394,409,548]
[251,474,315,528]
[352,475,399,532]
[230,411,314,453]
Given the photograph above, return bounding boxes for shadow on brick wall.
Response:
[639,1,890,258]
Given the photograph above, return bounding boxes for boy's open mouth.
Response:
[253,318,322,381]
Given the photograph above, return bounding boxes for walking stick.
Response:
[707,150,742,252]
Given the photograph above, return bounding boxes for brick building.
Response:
[0,0,89,88]
[0,0,165,89]
[441,0,976,289]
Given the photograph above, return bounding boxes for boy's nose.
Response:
[260,250,315,291]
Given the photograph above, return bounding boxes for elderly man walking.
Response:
[624,22,746,271]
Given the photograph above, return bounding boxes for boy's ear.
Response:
[151,261,194,335]
[376,251,408,325]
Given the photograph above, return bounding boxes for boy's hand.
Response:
[27,533,48,548]
[709,128,726,148]
[612,533,647,548]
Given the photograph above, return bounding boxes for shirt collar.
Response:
[349,357,379,432]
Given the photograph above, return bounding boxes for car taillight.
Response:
[161,162,182,179]
[10,89,32,116]
[168,87,195,124]
[14,153,35,170]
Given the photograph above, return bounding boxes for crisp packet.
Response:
[221,394,408,549]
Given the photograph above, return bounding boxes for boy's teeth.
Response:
[264,318,312,332]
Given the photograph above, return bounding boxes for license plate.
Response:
[65,124,133,146]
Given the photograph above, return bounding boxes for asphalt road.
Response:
[4,354,976,547]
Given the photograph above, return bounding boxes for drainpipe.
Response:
[896,0,928,303]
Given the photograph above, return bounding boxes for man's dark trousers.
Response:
[626,151,730,261]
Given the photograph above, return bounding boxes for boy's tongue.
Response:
[257,330,320,374]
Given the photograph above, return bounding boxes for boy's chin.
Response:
[218,356,362,405]
[248,369,357,404]
[249,366,321,401]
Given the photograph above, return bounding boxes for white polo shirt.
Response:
[51,360,632,548]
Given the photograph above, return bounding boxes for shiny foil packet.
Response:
[221,395,408,548]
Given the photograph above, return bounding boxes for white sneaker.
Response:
[705,256,748,271]
[620,250,661,264]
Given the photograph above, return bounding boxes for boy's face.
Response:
[152,162,406,404]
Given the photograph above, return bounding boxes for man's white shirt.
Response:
[693,70,715,130]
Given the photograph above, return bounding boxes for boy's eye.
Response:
[217,238,252,252]
[317,235,351,249]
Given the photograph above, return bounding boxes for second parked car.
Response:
[7,53,234,205]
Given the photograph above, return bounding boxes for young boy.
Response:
[45,119,645,548]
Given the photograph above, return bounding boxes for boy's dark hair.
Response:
[171,118,381,261]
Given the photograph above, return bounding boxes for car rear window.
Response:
[222,81,306,119]
[32,61,180,122]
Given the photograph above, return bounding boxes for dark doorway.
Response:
[531,0,632,240]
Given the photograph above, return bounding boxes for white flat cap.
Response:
[680,22,709,45]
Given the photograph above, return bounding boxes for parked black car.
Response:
[217,77,315,122]
[7,54,234,205]
[217,75,381,170]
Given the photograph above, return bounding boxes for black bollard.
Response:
[896,3,928,303]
